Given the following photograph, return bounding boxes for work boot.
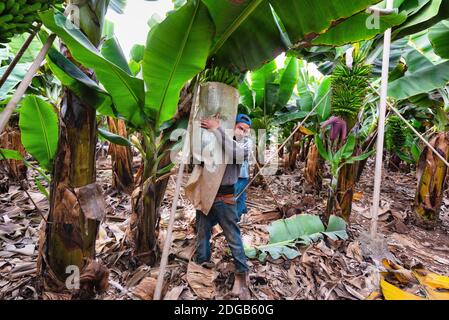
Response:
[231,272,251,300]
[200,261,216,269]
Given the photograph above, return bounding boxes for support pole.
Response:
[153,82,199,300]
[369,84,449,168]
[369,0,394,239]
[0,34,56,135]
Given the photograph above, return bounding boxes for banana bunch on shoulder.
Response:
[201,66,240,89]
[0,0,63,45]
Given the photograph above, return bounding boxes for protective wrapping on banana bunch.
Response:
[185,82,239,215]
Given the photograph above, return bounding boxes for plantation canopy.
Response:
[203,0,407,71]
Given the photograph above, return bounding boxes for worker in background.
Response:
[234,114,253,221]
[195,114,252,300]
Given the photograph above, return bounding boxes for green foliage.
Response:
[0,62,30,100]
[313,10,407,46]
[203,0,404,72]
[41,11,146,127]
[143,0,214,127]
[101,37,132,74]
[98,128,132,147]
[429,19,449,59]
[314,76,332,122]
[46,47,114,117]
[0,148,23,160]
[239,58,299,130]
[388,61,449,100]
[130,44,145,63]
[0,0,63,45]
[331,55,371,121]
[245,214,348,262]
[18,95,58,171]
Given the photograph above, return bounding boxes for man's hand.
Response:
[201,116,221,131]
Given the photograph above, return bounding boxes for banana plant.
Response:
[315,132,373,221]
[294,60,332,186]
[35,0,116,298]
[385,20,449,227]
[38,0,408,268]
[318,48,374,221]
[40,1,214,265]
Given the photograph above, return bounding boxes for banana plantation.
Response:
[1,0,449,302]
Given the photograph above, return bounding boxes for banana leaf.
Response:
[250,60,277,108]
[204,0,404,71]
[0,149,23,161]
[18,95,59,171]
[312,11,407,46]
[393,0,442,37]
[143,0,214,127]
[393,0,449,40]
[277,57,299,107]
[98,128,132,147]
[429,19,449,59]
[245,214,348,262]
[101,37,132,74]
[388,61,449,99]
[0,63,30,100]
[40,11,146,128]
[46,48,115,117]
[314,76,332,122]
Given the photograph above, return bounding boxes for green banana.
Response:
[0,0,63,44]
[201,66,241,89]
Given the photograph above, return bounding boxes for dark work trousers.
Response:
[195,200,249,273]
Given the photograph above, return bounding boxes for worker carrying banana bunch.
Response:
[186,113,253,300]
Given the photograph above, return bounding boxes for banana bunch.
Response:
[331,59,372,121]
[201,66,240,89]
[0,0,62,45]
[386,115,406,151]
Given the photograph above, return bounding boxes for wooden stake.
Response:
[153,81,199,300]
[370,0,394,239]
[0,34,56,135]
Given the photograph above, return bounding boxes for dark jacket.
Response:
[211,127,250,190]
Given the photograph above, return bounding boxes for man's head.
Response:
[235,114,252,138]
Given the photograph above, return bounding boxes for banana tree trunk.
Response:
[334,163,356,222]
[0,116,27,181]
[288,131,302,171]
[414,132,449,227]
[107,118,134,194]
[131,151,171,265]
[326,135,359,222]
[304,142,323,191]
[299,137,311,162]
[278,144,284,159]
[40,0,109,297]
[130,85,194,265]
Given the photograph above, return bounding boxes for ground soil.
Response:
[1,155,448,300]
